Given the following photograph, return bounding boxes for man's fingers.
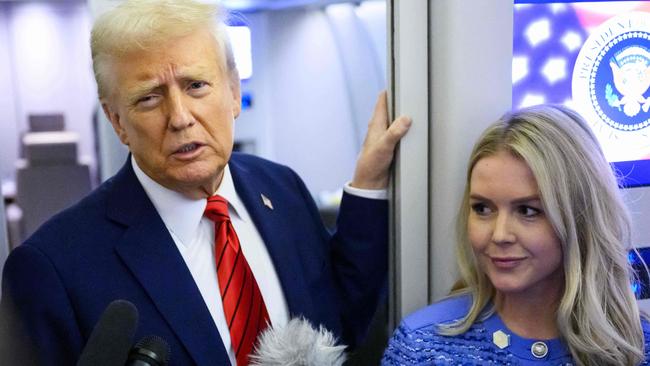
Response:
[373,91,388,125]
[351,93,411,189]
[381,116,412,148]
[366,92,389,138]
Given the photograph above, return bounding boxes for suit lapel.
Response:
[107,161,230,366]
[228,156,315,318]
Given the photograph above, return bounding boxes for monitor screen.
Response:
[631,247,650,299]
[513,1,650,187]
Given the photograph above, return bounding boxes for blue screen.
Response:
[630,247,650,299]
[513,1,650,187]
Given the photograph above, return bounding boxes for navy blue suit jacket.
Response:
[1,153,388,365]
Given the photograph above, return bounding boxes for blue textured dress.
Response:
[382,295,650,365]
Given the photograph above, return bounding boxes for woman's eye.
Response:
[518,205,541,218]
[471,203,492,216]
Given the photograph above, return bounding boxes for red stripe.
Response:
[228,269,248,328]
[220,246,241,299]
[235,277,256,356]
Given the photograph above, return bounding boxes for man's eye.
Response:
[189,81,207,89]
[471,203,492,216]
[137,95,159,107]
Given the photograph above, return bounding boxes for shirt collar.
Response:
[213,161,250,224]
[131,156,250,246]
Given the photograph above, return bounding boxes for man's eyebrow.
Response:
[176,66,216,81]
[125,81,162,103]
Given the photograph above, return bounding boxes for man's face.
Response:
[102,28,241,199]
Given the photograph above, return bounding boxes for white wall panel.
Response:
[428,0,513,300]
[390,0,513,323]
[265,8,358,195]
[390,0,430,322]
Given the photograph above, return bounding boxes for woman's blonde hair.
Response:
[445,104,645,365]
[90,0,238,98]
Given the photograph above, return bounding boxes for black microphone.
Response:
[0,294,39,366]
[126,335,170,366]
[76,300,139,366]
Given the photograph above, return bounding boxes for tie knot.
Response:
[205,195,230,223]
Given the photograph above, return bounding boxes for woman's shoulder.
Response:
[400,293,472,332]
[382,294,499,365]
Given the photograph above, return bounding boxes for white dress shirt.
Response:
[131,156,386,365]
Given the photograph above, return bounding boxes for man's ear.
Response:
[230,73,242,119]
[101,101,129,146]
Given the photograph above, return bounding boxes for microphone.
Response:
[126,335,170,366]
[76,300,139,366]
[249,317,346,366]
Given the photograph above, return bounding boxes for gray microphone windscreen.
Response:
[250,317,346,366]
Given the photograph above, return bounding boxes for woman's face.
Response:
[468,150,563,299]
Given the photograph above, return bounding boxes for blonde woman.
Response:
[383,105,650,365]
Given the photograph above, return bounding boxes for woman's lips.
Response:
[490,256,526,269]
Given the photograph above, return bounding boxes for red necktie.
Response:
[205,195,270,366]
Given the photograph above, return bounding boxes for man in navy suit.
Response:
[1,0,411,365]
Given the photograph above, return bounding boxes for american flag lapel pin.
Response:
[261,193,273,210]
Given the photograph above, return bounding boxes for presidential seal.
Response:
[572,11,650,162]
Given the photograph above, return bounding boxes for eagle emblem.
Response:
[606,45,650,117]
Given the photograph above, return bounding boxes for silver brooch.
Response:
[492,330,510,349]
[531,341,548,358]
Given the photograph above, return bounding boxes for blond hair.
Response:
[90,0,237,98]
[443,104,645,365]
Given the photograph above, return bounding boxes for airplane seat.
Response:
[8,131,91,247]
[18,114,66,159]
[28,114,65,132]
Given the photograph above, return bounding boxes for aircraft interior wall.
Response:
[215,2,387,198]
[0,1,97,188]
[0,4,19,187]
